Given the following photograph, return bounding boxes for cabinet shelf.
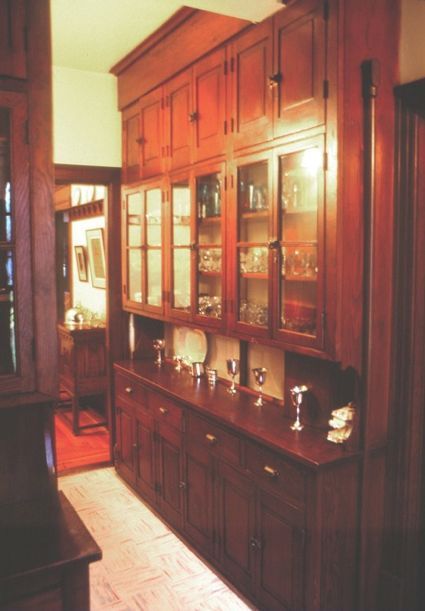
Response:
[240,272,268,280]
[241,209,269,220]
[282,274,317,282]
[199,215,222,224]
[282,206,317,215]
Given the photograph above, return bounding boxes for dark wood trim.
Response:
[67,199,104,220]
[55,163,121,185]
[27,0,57,397]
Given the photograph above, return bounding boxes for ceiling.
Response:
[51,0,285,73]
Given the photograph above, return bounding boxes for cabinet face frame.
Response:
[0,0,26,79]
[122,101,142,185]
[164,69,193,172]
[138,86,164,180]
[0,91,34,394]
[272,134,326,352]
[121,178,166,316]
[228,149,274,340]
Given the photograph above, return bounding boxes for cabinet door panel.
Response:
[193,49,225,163]
[167,71,192,171]
[140,88,163,179]
[135,410,156,503]
[231,21,273,151]
[115,404,135,484]
[157,423,183,529]
[183,447,214,555]
[256,490,305,611]
[218,462,255,592]
[0,0,26,79]
[122,102,141,184]
[274,0,326,137]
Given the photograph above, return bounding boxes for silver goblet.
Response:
[226,358,240,395]
[252,367,267,406]
[153,339,165,366]
[290,384,308,431]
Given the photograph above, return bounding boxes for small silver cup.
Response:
[191,362,205,378]
[206,367,218,387]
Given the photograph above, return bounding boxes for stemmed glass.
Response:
[226,358,240,395]
[252,367,267,406]
[152,339,165,366]
[290,385,308,431]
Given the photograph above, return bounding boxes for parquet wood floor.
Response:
[55,407,111,474]
[59,468,257,611]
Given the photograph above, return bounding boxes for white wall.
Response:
[53,66,121,167]
[400,0,425,83]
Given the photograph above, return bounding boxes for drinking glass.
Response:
[226,358,240,395]
[153,339,165,366]
[290,384,308,431]
[252,367,267,406]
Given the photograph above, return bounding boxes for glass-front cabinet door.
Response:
[195,168,224,327]
[233,154,272,338]
[122,181,164,315]
[168,164,225,328]
[0,92,33,393]
[274,137,324,349]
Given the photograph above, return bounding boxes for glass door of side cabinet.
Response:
[194,168,224,328]
[274,138,324,348]
[122,183,164,314]
[234,156,272,338]
[169,179,192,319]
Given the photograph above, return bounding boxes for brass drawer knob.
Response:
[179,481,187,489]
[263,465,280,479]
[159,406,169,415]
[125,386,133,394]
[205,433,218,445]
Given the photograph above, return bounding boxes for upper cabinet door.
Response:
[273,0,327,138]
[192,48,226,164]
[139,87,164,180]
[0,0,26,79]
[122,101,141,185]
[230,21,273,152]
[165,70,192,172]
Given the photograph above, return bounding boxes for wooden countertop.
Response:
[0,392,54,411]
[114,359,359,470]
[0,492,101,586]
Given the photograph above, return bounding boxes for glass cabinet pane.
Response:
[147,249,161,306]
[146,188,161,246]
[171,182,191,311]
[128,249,143,303]
[145,187,162,307]
[279,145,320,336]
[196,172,223,320]
[127,192,143,247]
[0,107,17,375]
[237,161,270,328]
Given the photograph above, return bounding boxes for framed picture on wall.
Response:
[74,245,89,282]
[86,228,106,289]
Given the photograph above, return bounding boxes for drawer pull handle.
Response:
[125,387,133,394]
[263,465,280,479]
[205,433,218,445]
[159,406,169,415]
[250,537,262,551]
[179,481,187,489]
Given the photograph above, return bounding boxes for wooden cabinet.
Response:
[139,87,163,179]
[229,20,273,151]
[164,69,192,172]
[113,360,359,611]
[273,0,327,138]
[122,101,142,184]
[0,0,26,79]
[58,323,107,434]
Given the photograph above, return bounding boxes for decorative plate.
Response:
[174,326,208,363]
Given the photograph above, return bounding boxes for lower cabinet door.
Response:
[255,489,306,611]
[134,409,156,504]
[217,461,256,594]
[115,404,135,484]
[183,443,214,556]
[157,422,183,529]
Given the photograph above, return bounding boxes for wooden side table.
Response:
[58,322,107,435]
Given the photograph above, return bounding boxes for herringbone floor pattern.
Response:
[59,467,257,611]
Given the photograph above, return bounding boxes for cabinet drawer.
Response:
[115,371,148,408]
[186,413,241,466]
[245,442,306,506]
[149,391,183,431]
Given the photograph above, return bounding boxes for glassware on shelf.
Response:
[226,358,240,395]
[198,295,222,318]
[206,367,218,387]
[152,338,165,366]
[289,384,308,431]
[239,300,268,326]
[252,367,267,407]
[199,248,222,273]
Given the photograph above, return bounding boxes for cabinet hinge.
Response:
[224,60,228,75]
[224,176,228,191]
[323,79,329,99]
[155,482,162,494]
[321,310,326,335]
[231,118,235,133]
[323,0,329,20]
[123,284,127,296]
[161,97,164,110]
[24,120,29,145]
[323,151,328,171]
[230,57,235,72]
[24,25,28,53]
[113,443,119,462]
[31,337,36,361]
[166,96,170,107]
[224,119,227,135]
